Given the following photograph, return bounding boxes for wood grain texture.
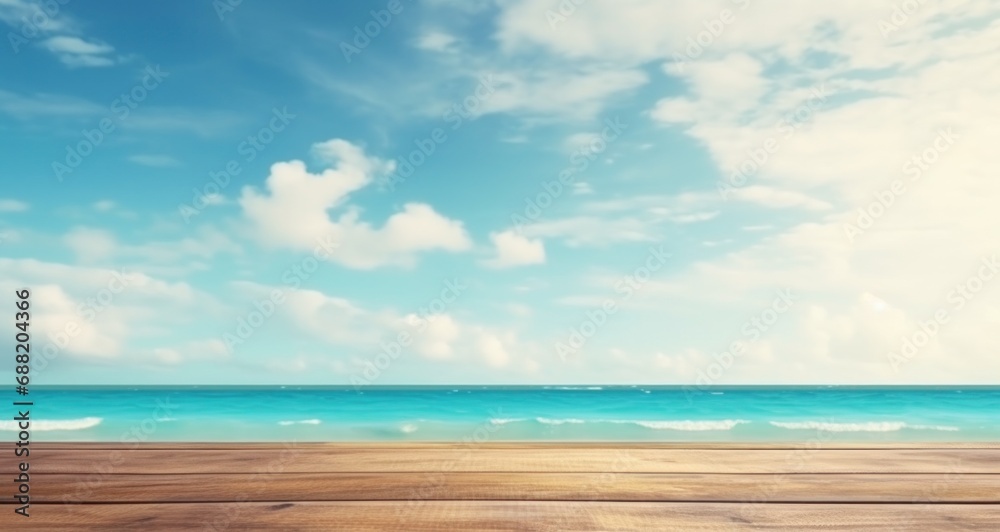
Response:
[7,447,996,474]
[7,502,1000,531]
[2,443,996,530]
[28,472,1000,503]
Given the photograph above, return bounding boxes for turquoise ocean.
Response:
[7,386,999,442]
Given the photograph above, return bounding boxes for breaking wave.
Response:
[489,418,527,425]
[491,418,750,431]
[278,419,321,426]
[536,417,586,425]
[0,417,102,431]
[628,419,749,431]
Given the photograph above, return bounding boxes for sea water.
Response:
[7,386,999,442]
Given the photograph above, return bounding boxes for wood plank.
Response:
[27,472,1000,503]
[5,502,1000,531]
[8,448,994,474]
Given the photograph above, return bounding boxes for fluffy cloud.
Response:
[0,1,119,68]
[482,230,546,268]
[481,0,1000,382]
[478,332,511,368]
[415,30,458,53]
[0,259,214,367]
[40,36,117,67]
[240,139,472,268]
[229,281,538,376]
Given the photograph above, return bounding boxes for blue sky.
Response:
[1,0,998,385]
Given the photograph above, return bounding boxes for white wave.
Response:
[489,418,527,425]
[400,423,419,433]
[910,424,961,432]
[154,417,177,422]
[770,421,959,432]
[533,418,748,430]
[630,419,749,431]
[710,392,724,395]
[0,417,102,431]
[278,419,321,426]
[536,417,586,425]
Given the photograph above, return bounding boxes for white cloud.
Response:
[30,284,123,359]
[655,53,768,122]
[475,0,1000,382]
[0,89,103,119]
[153,347,182,365]
[0,199,28,212]
[478,332,511,368]
[564,132,602,151]
[40,36,117,68]
[416,30,458,52]
[232,281,538,373]
[410,314,462,360]
[669,211,718,224]
[506,303,533,317]
[0,259,216,366]
[517,216,656,247]
[64,227,117,263]
[482,230,546,268]
[41,36,113,55]
[728,186,832,211]
[479,67,647,121]
[0,0,74,33]
[240,139,472,269]
[58,225,241,278]
[92,200,116,212]
[246,284,386,348]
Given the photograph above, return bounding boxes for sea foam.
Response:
[278,419,321,426]
[489,418,527,425]
[628,419,749,431]
[0,417,102,431]
[516,418,750,430]
[536,417,586,425]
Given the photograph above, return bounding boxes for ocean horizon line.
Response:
[24,384,1000,389]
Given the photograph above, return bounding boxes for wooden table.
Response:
[3,442,999,530]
